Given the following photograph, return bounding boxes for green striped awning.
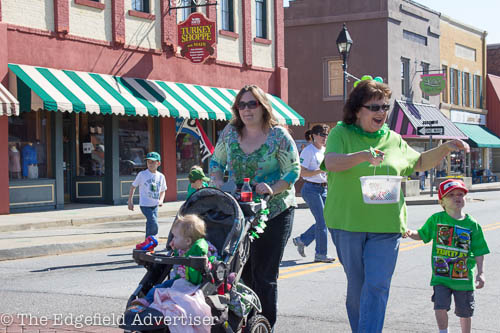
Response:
[454,123,500,148]
[8,64,304,126]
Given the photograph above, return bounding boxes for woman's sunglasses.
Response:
[362,104,391,112]
[315,132,328,137]
[238,100,260,110]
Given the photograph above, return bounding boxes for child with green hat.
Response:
[186,165,210,199]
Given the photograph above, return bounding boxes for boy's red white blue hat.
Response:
[438,179,468,200]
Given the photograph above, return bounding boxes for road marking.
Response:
[279,222,499,280]
[279,262,342,280]
[482,221,500,231]
[280,262,329,273]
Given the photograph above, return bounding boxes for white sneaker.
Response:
[314,254,336,263]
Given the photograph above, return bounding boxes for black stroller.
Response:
[120,187,272,333]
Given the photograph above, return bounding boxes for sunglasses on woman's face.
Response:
[362,104,391,112]
[316,133,328,137]
[238,100,260,110]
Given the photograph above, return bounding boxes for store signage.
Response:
[416,126,444,136]
[178,13,216,64]
[419,74,446,96]
[450,110,486,125]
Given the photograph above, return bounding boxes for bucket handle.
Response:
[370,147,390,176]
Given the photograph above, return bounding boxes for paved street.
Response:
[0,191,499,332]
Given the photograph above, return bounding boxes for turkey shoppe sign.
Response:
[178,13,216,64]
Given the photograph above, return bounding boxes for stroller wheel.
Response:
[244,315,271,333]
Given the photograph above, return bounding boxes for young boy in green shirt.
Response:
[405,179,490,333]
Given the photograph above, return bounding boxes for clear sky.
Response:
[284,0,500,44]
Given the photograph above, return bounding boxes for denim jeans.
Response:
[299,182,329,256]
[140,205,159,237]
[330,229,401,333]
[144,278,175,303]
[241,207,294,329]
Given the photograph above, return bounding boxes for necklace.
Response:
[337,121,389,138]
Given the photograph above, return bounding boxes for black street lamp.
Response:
[336,23,353,103]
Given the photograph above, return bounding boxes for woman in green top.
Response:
[322,79,469,332]
[209,84,300,329]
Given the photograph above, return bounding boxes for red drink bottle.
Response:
[241,178,253,202]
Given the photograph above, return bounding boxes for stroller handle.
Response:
[133,250,208,272]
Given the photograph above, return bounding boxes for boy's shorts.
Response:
[432,285,475,318]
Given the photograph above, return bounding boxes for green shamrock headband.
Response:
[353,75,384,88]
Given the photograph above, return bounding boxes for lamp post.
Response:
[336,23,353,103]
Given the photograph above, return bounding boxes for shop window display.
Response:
[8,111,50,180]
[119,117,151,176]
[450,150,465,174]
[77,114,105,176]
[176,133,202,174]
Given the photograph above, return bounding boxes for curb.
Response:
[0,209,179,233]
[0,236,143,261]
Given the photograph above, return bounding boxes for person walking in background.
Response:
[186,165,210,199]
[293,124,335,263]
[209,84,300,329]
[404,179,489,333]
[322,78,469,332]
[128,152,167,249]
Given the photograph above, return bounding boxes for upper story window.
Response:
[442,65,448,104]
[462,72,471,107]
[180,0,196,21]
[421,62,430,100]
[221,0,234,32]
[455,44,476,61]
[403,30,427,46]
[473,75,482,109]
[401,58,410,98]
[324,59,343,97]
[132,0,149,13]
[255,0,267,39]
[450,68,459,105]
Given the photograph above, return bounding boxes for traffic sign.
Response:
[422,120,438,125]
[416,126,444,135]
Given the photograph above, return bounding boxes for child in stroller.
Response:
[120,187,272,333]
[128,214,219,309]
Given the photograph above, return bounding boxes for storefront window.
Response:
[77,114,105,176]
[450,150,465,174]
[176,132,202,174]
[119,117,152,176]
[470,148,482,171]
[8,111,50,180]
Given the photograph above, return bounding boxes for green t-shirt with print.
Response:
[321,122,421,233]
[418,212,490,291]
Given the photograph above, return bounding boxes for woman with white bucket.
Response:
[321,77,469,332]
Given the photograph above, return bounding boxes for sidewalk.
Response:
[0,182,498,261]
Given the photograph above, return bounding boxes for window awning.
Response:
[454,123,500,148]
[0,82,19,116]
[389,100,467,140]
[8,64,304,126]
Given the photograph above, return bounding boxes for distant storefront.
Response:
[389,100,468,176]
[5,65,303,212]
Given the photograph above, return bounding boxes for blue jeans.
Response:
[330,229,401,333]
[145,279,175,303]
[241,207,294,329]
[140,206,159,237]
[299,182,329,256]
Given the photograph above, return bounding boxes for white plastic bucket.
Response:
[359,176,403,204]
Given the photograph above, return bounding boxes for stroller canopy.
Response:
[179,188,246,259]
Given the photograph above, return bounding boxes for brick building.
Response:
[1,0,303,213]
